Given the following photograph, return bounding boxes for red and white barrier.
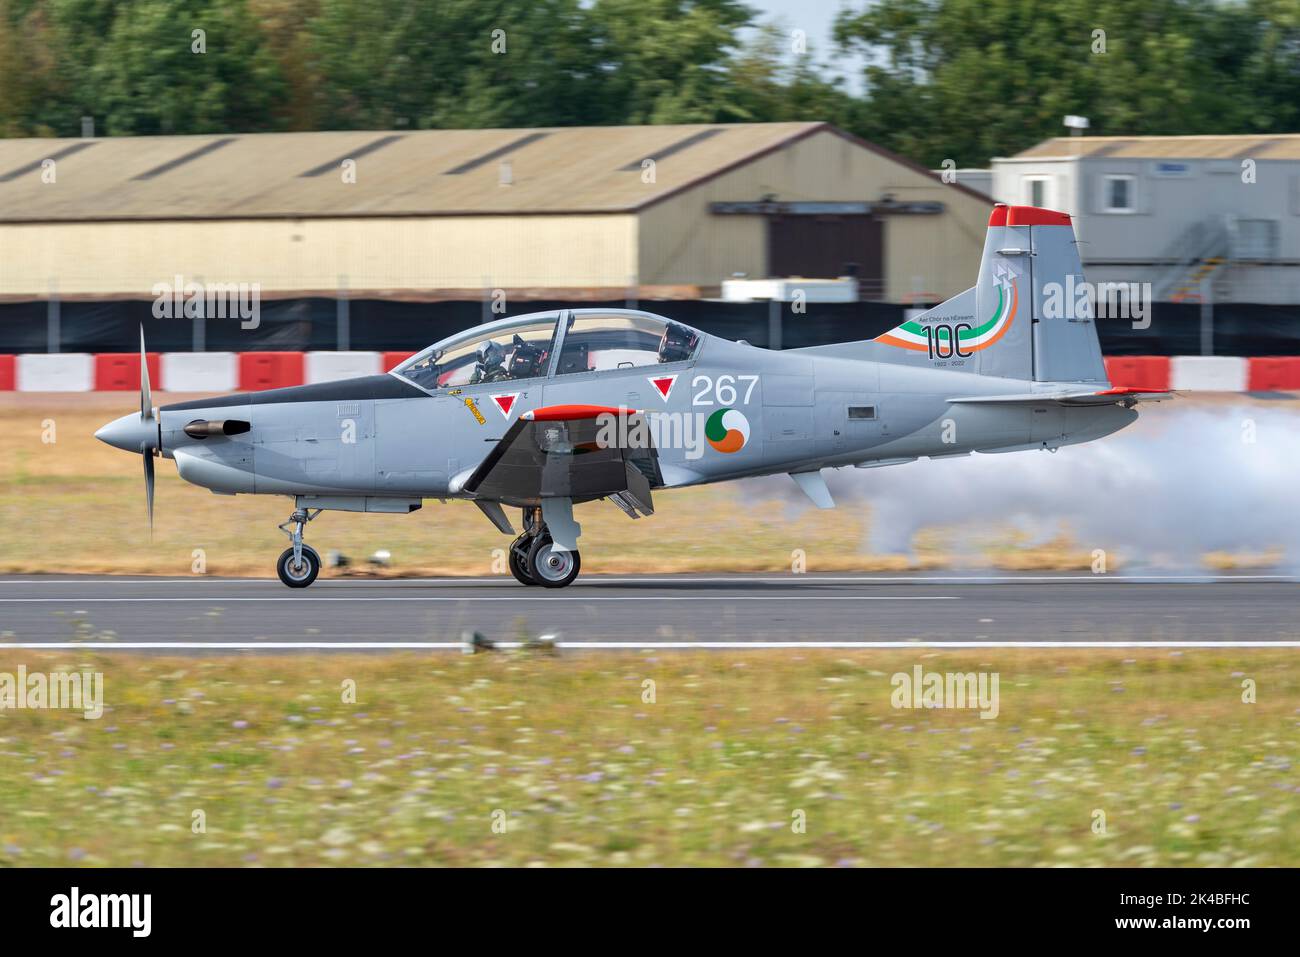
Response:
[1103,356,1170,393]
[305,351,381,384]
[94,353,162,391]
[383,351,416,372]
[1170,356,1248,392]
[161,352,238,392]
[0,352,1296,394]
[1247,357,1300,392]
[238,352,304,391]
[15,354,95,392]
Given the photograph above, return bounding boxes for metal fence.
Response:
[2,297,1299,356]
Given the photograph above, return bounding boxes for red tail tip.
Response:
[994,205,1072,227]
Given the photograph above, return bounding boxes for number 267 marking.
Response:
[692,374,758,406]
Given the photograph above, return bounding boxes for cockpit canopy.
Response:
[393,310,701,390]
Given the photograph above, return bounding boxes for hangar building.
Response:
[992,134,1300,305]
[0,122,990,305]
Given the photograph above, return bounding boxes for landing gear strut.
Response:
[508,506,581,588]
[276,507,322,588]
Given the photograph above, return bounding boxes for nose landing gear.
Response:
[276,507,322,588]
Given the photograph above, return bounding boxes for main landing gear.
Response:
[270,503,582,590]
[276,507,322,588]
[508,506,581,589]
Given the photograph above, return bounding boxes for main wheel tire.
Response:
[277,545,321,588]
[527,535,581,588]
[508,538,538,586]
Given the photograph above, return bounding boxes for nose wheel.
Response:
[277,545,321,587]
[276,507,322,588]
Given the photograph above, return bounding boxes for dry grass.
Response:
[0,648,1294,867]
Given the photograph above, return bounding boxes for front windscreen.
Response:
[396,319,559,390]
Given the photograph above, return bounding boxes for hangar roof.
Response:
[1008,134,1300,161]
[0,122,959,223]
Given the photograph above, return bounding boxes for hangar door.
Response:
[767,214,883,282]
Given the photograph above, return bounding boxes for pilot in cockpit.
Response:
[658,321,699,363]
[470,339,509,384]
[470,334,551,384]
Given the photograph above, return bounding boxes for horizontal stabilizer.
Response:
[948,387,1173,407]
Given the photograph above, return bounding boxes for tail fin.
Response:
[871,204,1107,383]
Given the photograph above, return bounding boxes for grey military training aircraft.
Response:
[95,203,1168,588]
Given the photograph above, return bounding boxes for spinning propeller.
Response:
[93,325,161,530]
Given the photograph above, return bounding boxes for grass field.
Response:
[0,392,1276,577]
[0,648,1295,867]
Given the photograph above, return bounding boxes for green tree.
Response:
[726,23,861,128]
[586,0,755,124]
[834,0,1300,167]
[87,0,286,135]
[248,0,322,131]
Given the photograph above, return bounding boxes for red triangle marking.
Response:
[648,374,676,400]
[491,393,518,418]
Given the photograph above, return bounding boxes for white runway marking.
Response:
[0,574,1293,586]
[0,595,957,603]
[0,640,1297,650]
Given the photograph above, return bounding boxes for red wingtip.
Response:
[1094,386,1153,396]
[1005,205,1072,227]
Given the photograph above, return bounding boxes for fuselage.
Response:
[97,311,1137,506]
[91,209,1156,589]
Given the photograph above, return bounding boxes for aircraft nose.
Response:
[95,412,156,453]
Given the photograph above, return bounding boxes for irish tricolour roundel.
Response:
[705,408,750,454]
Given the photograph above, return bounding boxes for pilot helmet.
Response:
[476,339,505,367]
[659,322,699,363]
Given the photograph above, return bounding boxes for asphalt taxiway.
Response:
[0,573,1296,648]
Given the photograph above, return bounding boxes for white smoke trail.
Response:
[752,401,1300,569]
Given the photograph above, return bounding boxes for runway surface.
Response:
[0,573,1297,648]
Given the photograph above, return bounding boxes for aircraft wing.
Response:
[947,386,1173,406]
[456,404,660,515]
